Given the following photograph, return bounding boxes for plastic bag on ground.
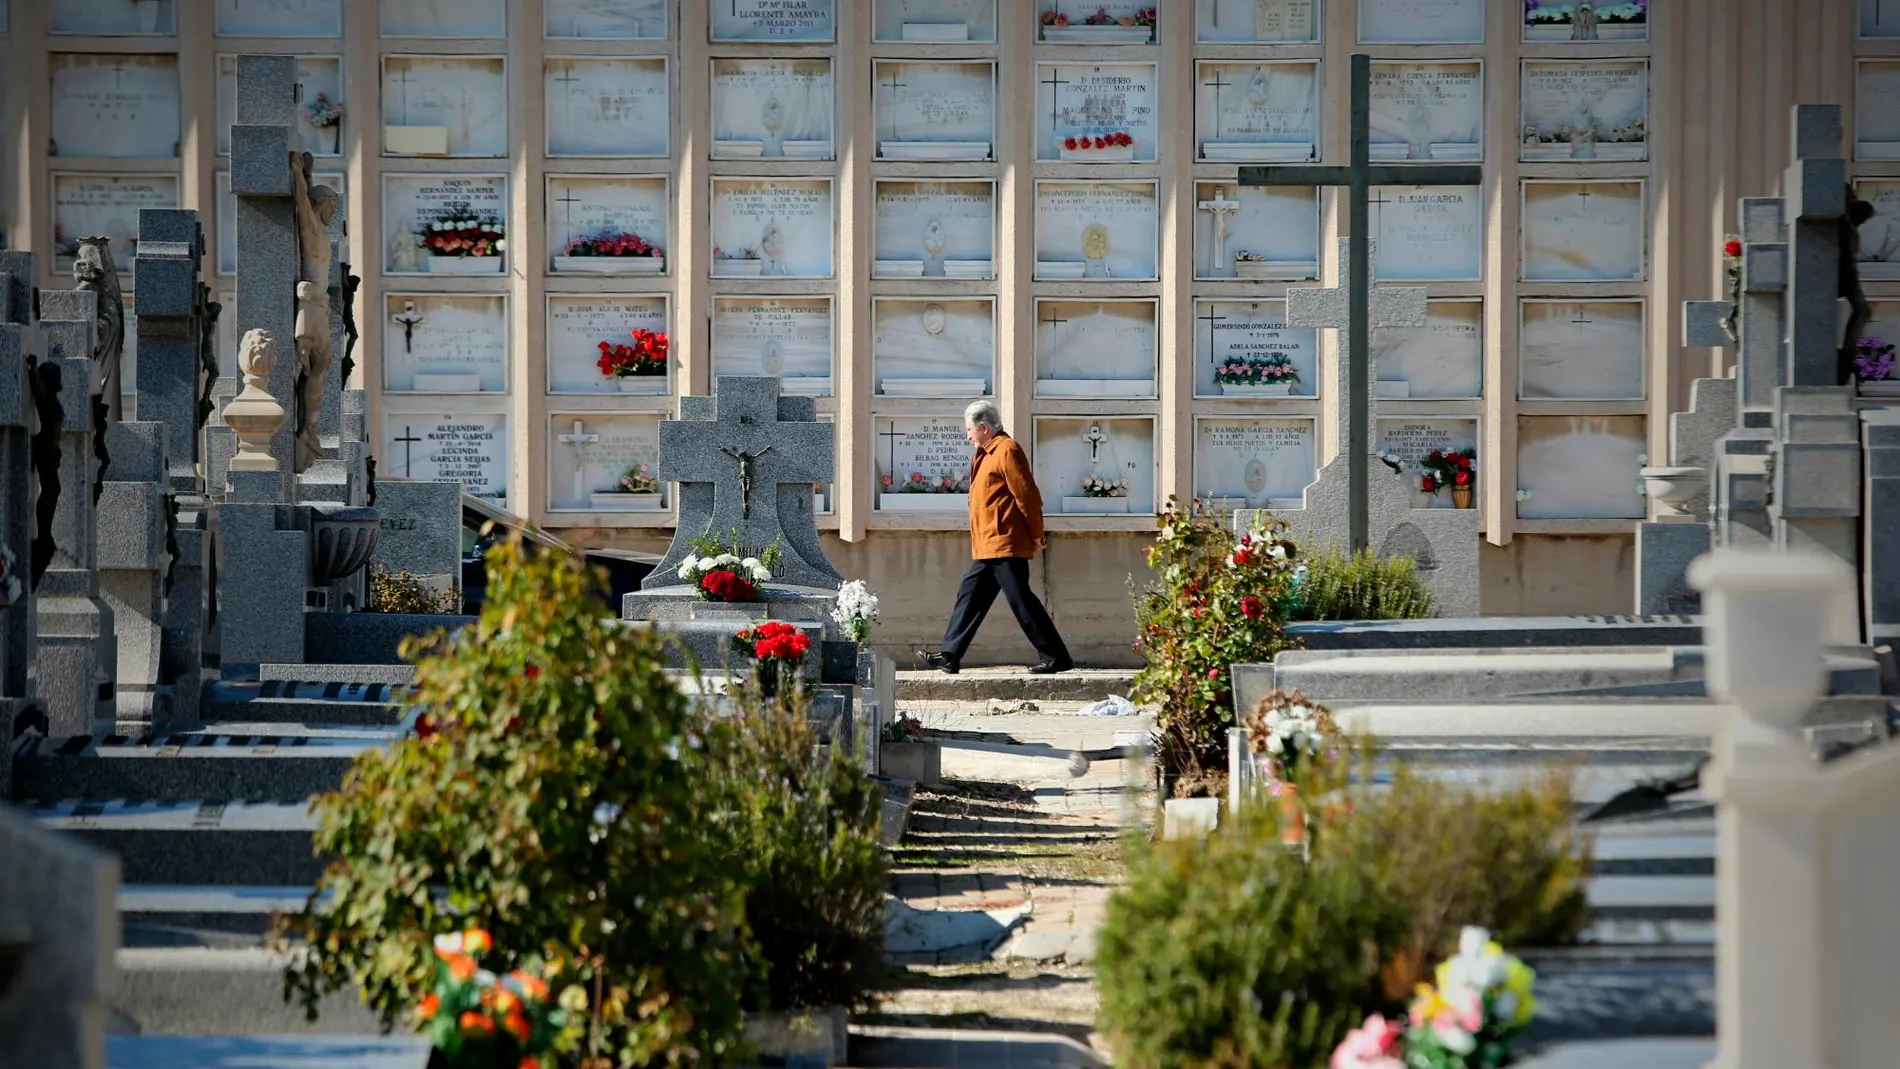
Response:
[1080,694,1137,716]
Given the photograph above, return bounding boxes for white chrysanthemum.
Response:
[676,554,700,579]
[494,239,506,251]
[1264,732,1284,754]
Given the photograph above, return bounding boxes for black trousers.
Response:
[940,557,1071,665]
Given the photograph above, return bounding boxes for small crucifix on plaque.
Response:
[720,444,775,519]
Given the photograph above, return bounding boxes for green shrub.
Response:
[1290,549,1435,621]
[366,564,462,615]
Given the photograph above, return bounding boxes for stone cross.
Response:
[557,418,600,502]
[230,55,305,496]
[1196,186,1241,268]
[0,253,43,794]
[644,377,843,591]
[1240,52,1482,551]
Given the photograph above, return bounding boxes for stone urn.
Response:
[1641,466,1706,517]
[310,504,382,583]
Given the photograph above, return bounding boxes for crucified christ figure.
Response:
[720,444,774,519]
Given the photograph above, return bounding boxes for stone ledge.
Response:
[895,668,1137,703]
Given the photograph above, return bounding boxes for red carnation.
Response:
[1421,477,1438,492]
[1240,595,1265,620]
[1723,239,1742,258]
[1116,131,1132,146]
[1064,136,1078,150]
[1093,136,1107,149]
[1454,471,1471,486]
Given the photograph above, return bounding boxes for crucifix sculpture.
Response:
[1240,53,1483,552]
[719,443,774,519]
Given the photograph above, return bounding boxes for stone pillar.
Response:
[1781,106,1847,390]
[96,423,170,730]
[0,253,44,796]
[230,55,303,495]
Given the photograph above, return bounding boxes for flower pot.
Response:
[879,740,941,786]
[1042,24,1153,43]
[1275,781,1306,846]
[1450,486,1474,510]
[1034,261,1088,280]
[1201,141,1315,162]
[1218,382,1300,397]
[872,259,925,278]
[941,259,993,278]
[425,254,503,275]
[879,141,991,161]
[1062,496,1131,515]
[553,255,664,275]
[613,376,667,394]
[1059,141,1136,162]
[714,260,763,277]
[588,491,663,511]
[878,491,968,512]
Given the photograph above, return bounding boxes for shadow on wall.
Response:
[1480,534,1637,616]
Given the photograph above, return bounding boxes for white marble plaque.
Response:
[1193,300,1318,398]
[1520,60,1648,162]
[52,174,178,274]
[383,294,509,394]
[1516,415,1646,520]
[712,297,834,394]
[712,0,836,41]
[874,299,995,397]
[1377,418,1478,507]
[1374,186,1482,281]
[547,414,665,513]
[875,416,971,505]
[217,55,343,157]
[1369,62,1483,161]
[1195,62,1319,162]
[51,0,175,34]
[546,296,669,395]
[1037,1,1159,43]
[1034,181,1159,281]
[384,414,509,501]
[382,173,509,276]
[1035,417,1158,515]
[1359,0,1482,43]
[545,58,669,158]
[216,0,343,36]
[874,180,995,278]
[712,59,835,160]
[1857,62,1900,161]
[50,54,181,159]
[1854,180,1900,278]
[710,179,835,278]
[382,56,508,157]
[1522,181,1645,282]
[217,168,344,276]
[873,0,997,41]
[382,0,506,37]
[1036,301,1158,398]
[546,176,669,275]
[1193,183,1318,279]
[875,62,996,161]
[1372,298,1483,399]
[1525,0,1647,42]
[1867,301,1900,349]
[546,0,668,38]
[1519,300,1644,400]
[1035,64,1160,162]
[1194,418,1316,508]
[1196,0,1320,42]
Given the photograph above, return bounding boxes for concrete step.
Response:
[1288,616,1704,651]
[109,1035,430,1069]
[199,696,409,727]
[895,666,1137,702]
[120,885,314,938]
[11,733,377,802]
[30,800,322,885]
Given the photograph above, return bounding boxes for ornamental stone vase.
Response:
[310,504,382,583]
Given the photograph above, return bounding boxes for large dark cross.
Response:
[1204,68,1233,138]
[551,64,582,130]
[1040,68,1071,125]
[554,186,584,248]
[393,425,423,476]
[658,381,832,557]
[1240,53,1483,552]
[1196,304,1227,360]
[389,67,414,124]
[883,67,908,139]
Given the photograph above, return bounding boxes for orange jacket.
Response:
[967,434,1045,559]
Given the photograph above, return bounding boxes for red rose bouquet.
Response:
[596,327,669,379]
[733,620,811,698]
[1418,447,1476,496]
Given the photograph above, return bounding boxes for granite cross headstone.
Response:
[1286,237,1428,454]
[230,54,304,496]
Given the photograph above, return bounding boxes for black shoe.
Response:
[918,650,960,675]
[1027,658,1073,675]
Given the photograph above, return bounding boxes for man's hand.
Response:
[1037,536,1049,553]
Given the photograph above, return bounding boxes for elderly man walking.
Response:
[919,401,1074,675]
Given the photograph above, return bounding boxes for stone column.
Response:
[230,55,303,495]
[0,253,44,795]
[96,423,170,730]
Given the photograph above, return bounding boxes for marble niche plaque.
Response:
[1036,63,1160,163]
[546,296,669,395]
[1036,300,1158,398]
[712,297,834,396]
[1196,62,1320,162]
[711,59,835,160]
[547,175,669,276]
[215,0,343,37]
[712,0,836,41]
[875,299,995,398]
[1520,60,1648,162]
[384,414,510,502]
[383,55,509,157]
[1520,300,1644,400]
[875,62,996,161]
[1374,186,1482,282]
[1522,181,1645,282]
[710,179,834,278]
[545,57,669,158]
[1854,180,1900,279]
[1370,62,1483,162]
[1516,415,1646,520]
[1196,0,1320,43]
[1868,301,1900,349]
[53,174,178,274]
[874,180,995,279]
[1037,1,1159,43]
[218,55,343,157]
[1525,0,1647,42]
[51,0,175,34]
[50,54,181,159]
[218,168,345,276]
[1371,299,1483,399]
[382,0,507,37]
[1377,418,1478,508]
[546,0,668,38]
[1193,300,1319,398]
[382,173,509,276]
[875,416,972,511]
[1035,417,1158,516]
[1857,61,1900,161]
[1034,181,1159,281]
[1194,183,1318,279]
[1195,418,1317,511]
[1359,0,1482,43]
[547,414,666,513]
[383,294,510,394]
[873,0,997,42]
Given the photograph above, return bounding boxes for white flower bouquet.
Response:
[829,579,880,643]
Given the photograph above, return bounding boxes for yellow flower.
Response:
[463,928,493,955]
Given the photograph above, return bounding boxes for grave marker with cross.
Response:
[1040,68,1070,125]
[556,419,600,502]
[1204,68,1233,138]
[551,64,583,132]
[883,67,908,139]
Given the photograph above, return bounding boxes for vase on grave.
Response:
[310,504,382,583]
[1451,486,1474,510]
[1274,781,1306,847]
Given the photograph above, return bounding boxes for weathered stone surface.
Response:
[212,502,309,671]
[1637,522,1710,615]
[0,254,42,792]
[0,802,119,1069]
[365,479,463,594]
[1861,410,1900,643]
[231,55,303,488]
[99,422,171,728]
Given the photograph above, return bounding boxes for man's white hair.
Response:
[964,399,1004,434]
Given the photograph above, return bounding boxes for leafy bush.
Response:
[1289,549,1435,622]
[367,564,462,615]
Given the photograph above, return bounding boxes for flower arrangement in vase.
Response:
[1215,354,1301,395]
[829,579,880,643]
[416,202,505,274]
[1419,447,1477,509]
[595,328,669,392]
[590,463,661,511]
[732,620,811,698]
[1856,336,1899,395]
[305,91,345,154]
[712,244,762,277]
[412,928,582,1069]
[1041,5,1156,42]
[878,469,970,511]
[677,533,782,603]
[1242,688,1336,844]
[1081,472,1132,498]
[555,229,664,275]
[1331,927,1538,1069]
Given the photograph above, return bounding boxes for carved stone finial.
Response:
[225,329,285,473]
